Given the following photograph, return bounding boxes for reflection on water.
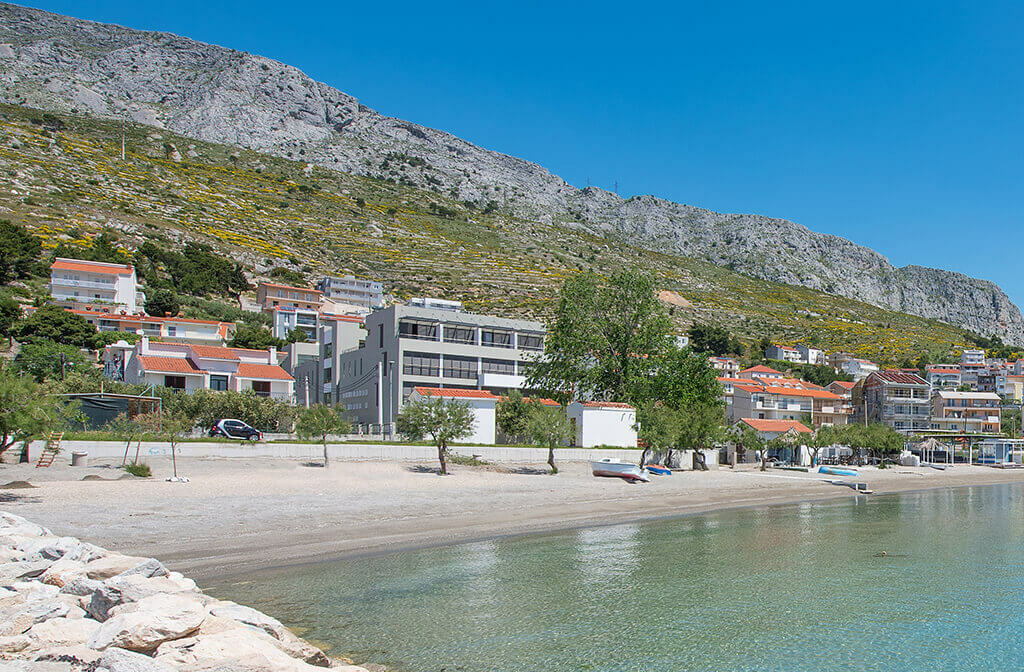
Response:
[208,483,1024,672]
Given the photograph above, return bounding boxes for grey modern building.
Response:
[333,302,545,430]
[317,275,385,310]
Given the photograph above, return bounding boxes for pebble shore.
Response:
[0,511,371,671]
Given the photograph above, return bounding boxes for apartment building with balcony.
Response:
[67,308,234,345]
[730,378,847,428]
[49,258,145,313]
[860,370,931,434]
[961,349,986,365]
[106,337,293,399]
[826,380,857,419]
[316,275,384,310]
[710,357,741,376]
[930,390,1001,434]
[765,344,802,363]
[926,365,962,390]
[333,302,545,429]
[256,282,323,340]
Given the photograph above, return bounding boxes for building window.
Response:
[403,352,440,376]
[444,355,477,379]
[481,329,512,348]
[378,324,384,348]
[518,333,544,351]
[399,320,439,341]
[252,381,271,397]
[210,375,228,391]
[481,358,515,375]
[167,326,177,337]
[444,325,476,345]
[164,375,186,390]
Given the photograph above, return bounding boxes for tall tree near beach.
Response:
[676,402,726,470]
[526,403,572,474]
[527,270,673,404]
[396,396,474,475]
[636,402,682,468]
[651,346,722,410]
[295,404,351,468]
[727,422,764,469]
[496,390,532,443]
[0,368,58,459]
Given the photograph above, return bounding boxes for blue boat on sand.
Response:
[646,464,672,475]
[819,466,858,477]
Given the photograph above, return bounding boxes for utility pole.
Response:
[376,361,383,432]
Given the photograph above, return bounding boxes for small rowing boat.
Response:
[645,464,671,475]
[591,458,649,482]
[818,466,859,477]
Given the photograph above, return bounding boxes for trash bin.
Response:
[71,451,88,467]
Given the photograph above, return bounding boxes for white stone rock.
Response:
[84,555,151,581]
[87,592,205,652]
[40,556,87,587]
[28,615,100,646]
[0,634,31,653]
[88,574,196,622]
[155,627,338,672]
[97,646,177,672]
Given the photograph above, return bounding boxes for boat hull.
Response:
[591,460,649,482]
[819,466,858,477]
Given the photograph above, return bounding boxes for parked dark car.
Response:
[209,419,263,441]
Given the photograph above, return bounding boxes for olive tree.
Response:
[396,396,474,475]
[294,404,351,468]
[526,403,572,474]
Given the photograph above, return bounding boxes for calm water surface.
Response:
[207,484,1024,671]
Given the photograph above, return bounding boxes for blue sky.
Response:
[27,1,1024,305]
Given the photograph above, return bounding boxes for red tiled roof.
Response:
[830,381,857,390]
[740,418,812,433]
[742,365,783,375]
[762,386,840,399]
[137,356,203,375]
[188,345,240,361]
[928,368,961,374]
[412,387,498,400]
[582,401,634,409]
[717,377,748,384]
[51,258,132,276]
[69,309,229,327]
[320,314,365,323]
[235,363,293,381]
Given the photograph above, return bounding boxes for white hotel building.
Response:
[49,258,145,314]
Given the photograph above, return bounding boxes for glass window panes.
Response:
[481,329,512,348]
[481,358,515,375]
[444,325,476,344]
[403,351,440,376]
[518,333,544,351]
[399,320,438,341]
[444,355,477,379]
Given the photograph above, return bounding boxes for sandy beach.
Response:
[4,455,1024,582]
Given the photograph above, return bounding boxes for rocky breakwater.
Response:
[0,511,371,671]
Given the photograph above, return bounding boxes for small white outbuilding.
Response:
[408,387,498,445]
[566,401,637,448]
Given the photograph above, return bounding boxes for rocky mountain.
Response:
[0,2,1020,343]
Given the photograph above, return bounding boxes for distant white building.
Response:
[317,275,384,310]
[49,258,144,314]
[796,345,825,366]
[961,349,986,365]
[68,308,234,345]
[842,358,879,381]
[567,401,637,448]
[926,365,962,390]
[710,357,741,376]
[766,344,802,363]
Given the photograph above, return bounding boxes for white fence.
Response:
[19,440,717,469]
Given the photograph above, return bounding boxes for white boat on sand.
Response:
[590,458,649,482]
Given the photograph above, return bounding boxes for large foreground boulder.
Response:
[83,555,157,581]
[209,601,331,666]
[98,646,178,672]
[155,627,368,672]
[87,593,206,652]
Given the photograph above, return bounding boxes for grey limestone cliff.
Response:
[0,2,1019,342]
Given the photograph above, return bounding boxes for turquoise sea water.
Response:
[207,484,1024,671]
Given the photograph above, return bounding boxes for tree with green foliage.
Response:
[0,221,42,285]
[676,402,726,470]
[136,410,194,480]
[636,402,681,468]
[268,267,307,286]
[527,270,673,404]
[496,390,532,443]
[0,368,73,460]
[11,306,97,348]
[651,346,722,410]
[526,403,572,474]
[14,340,92,382]
[396,396,475,475]
[171,389,294,432]
[229,324,285,350]
[135,241,251,298]
[0,296,21,344]
[53,232,126,265]
[688,324,743,357]
[145,289,181,317]
[727,422,764,469]
[294,404,351,468]
[285,328,308,344]
[809,424,842,467]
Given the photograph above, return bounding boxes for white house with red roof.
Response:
[739,417,812,441]
[765,344,802,363]
[738,365,785,380]
[407,386,498,445]
[925,365,962,390]
[68,308,234,345]
[729,377,847,428]
[841,358,879,381]
[709,357,741,376]
[566,401,637,448]
[49,258,144,313]
[110,337,293,399]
